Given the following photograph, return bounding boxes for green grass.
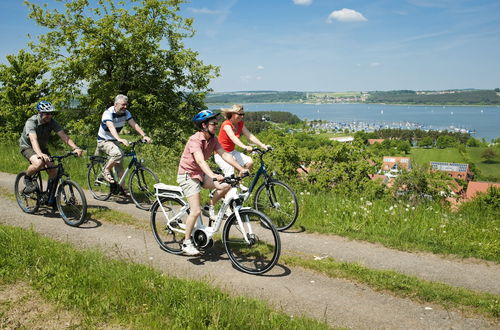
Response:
[294,192,500,262]
[410,146,500,180]
[410,147,466,164]
[283,255,500,319]
[0,224,329,329]
[467,147,500,180]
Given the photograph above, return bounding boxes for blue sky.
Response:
[1,0,500,92]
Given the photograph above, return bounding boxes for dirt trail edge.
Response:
[0,172,497,329]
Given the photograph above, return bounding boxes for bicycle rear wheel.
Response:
[14,172,40,214]
[150,197,187,254]
[129,167,159,210]
[223,209,280,275]
[87,160,112,201]
[56,180,87,227]
[253,180,299,231]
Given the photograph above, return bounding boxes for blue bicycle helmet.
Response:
[193,110,218,123]
[36,101,56,113]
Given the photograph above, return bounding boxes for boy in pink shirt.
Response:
[177,110,247,256]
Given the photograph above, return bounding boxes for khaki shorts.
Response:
[177,173,203,197]
[21,147,50,162]
[96,140,124,163]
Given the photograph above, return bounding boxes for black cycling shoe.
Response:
[23,176,38,194]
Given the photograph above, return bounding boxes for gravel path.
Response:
[0,171,498,329]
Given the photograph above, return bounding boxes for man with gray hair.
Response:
[96,94,152,195]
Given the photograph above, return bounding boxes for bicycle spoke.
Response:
[151,197,186,254]
[224,209,280,275]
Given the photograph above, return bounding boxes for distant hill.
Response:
[205,91,307,103]
[205,89,500,105]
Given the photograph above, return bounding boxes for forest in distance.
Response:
[206,89,500,105]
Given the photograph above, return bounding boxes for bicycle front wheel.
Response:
[129,167,159,210]
[56,180,87,227]
[253,180,299,231]
[14,172,40,214]
[150,197,188,254]
[87,160,112,201]
[223,209,281,275]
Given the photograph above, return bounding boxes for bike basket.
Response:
[154,183,184,198]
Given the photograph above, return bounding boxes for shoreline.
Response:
[207,101,500,107]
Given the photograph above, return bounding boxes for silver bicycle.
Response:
[150,175,281,275]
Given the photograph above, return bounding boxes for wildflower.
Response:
[366,201,372,206]
[300,192,304,195]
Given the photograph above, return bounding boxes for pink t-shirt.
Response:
[178,131,221,181]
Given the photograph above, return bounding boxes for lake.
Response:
[212,103,500,141]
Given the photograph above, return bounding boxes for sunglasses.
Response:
[208,122,218,126]
[236,113,245,116]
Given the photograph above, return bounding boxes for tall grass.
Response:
[295,190,499,262]
[0,225,329,329]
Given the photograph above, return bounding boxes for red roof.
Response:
[465,181,500,200]
[368,139,385,145]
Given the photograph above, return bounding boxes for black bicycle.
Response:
[15,151,88,227]
[87,139,159,210]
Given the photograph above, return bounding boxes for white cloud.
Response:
[370,62,381,67]
[293,0,313,5]
[257,65,264,70]
[188,7,222,15]
[327,8,367,23]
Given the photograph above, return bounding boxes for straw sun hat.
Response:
[220,104,244,118]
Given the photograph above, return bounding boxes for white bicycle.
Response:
[150,175,281,275]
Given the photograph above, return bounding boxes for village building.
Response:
[367,138,385,145]
[465,181,500,200]
[429,162,474,181]
[330,136,354,143]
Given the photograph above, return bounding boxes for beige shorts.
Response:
[214,150,252,176]
[96,140,124,163]
[177,173,203,197]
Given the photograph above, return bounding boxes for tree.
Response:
[481,148,498,163]
[436,135,457,149]
[25,0,219,143]
[418,136,433,148]
[466,137,482,147]
[0,49,50,134]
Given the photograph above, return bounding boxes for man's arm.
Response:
[56,130,83,156]
[105,121,129,146]
[128,118,152,143]
[28,133,50,162]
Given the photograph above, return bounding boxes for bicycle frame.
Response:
[34,156,70,204]
[154,183,254,246]
[91,140,144,186]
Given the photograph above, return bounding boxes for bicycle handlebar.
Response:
[212,172,250,185]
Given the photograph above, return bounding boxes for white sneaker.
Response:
[182,240,200,256]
